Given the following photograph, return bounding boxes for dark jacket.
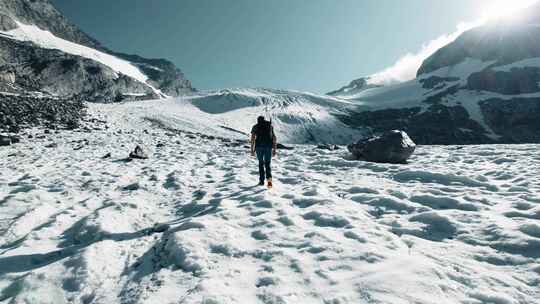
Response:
[251,121,275,147]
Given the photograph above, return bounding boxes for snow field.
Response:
[0,100,539,303]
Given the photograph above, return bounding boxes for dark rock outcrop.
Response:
[348,130,416,164]
[129,145,149,160]
[0,37,158,102]
[110,52,193,96]
[480,97,540,143]
[339,103,494,145]
[419,76,459,90]
[467,67,540,95]
[0,0,193,101]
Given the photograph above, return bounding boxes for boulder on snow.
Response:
[129,145,149,159]
[347,130,416,164]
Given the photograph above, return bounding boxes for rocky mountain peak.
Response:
[417,3,540,76]
[0,0,102,49]
[0,0,193,101]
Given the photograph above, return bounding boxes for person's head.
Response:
[257,116,265,125]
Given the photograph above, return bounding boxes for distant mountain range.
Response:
[330,5,540,144]
[0,0,193,102]
[1,0,539,145]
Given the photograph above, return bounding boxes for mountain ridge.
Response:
[0,0,193,101]
[330,8,540,145]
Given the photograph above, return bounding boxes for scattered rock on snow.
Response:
[122,183,140,191]
[129,145,149,159]
[317,144,339,151]
[102,152,112,159]
[276,143,294,150]
[348,130,416,164]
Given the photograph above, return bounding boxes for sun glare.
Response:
[482,0,538,21]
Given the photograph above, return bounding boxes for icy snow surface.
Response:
[0,99,539,303]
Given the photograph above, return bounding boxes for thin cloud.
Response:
[367,21,481,85]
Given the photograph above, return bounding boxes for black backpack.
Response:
[255,121,273,146]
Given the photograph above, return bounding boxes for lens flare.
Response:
[482,0,538,21]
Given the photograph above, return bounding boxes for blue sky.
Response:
[51,0,494,93]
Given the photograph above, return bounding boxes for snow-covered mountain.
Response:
[332,6,540,145]
[135,88,367,145]
[0,0,193,101]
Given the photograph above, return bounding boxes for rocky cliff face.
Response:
[0,0,101,48]
[0,0,193,102]
[0,37,158,101]
[111,52,194,97]
[417,7,540,76]
[332,6,540,145]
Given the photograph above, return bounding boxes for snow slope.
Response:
[141,88,366,145]
[0,101,539,303]
[0,21,165,97]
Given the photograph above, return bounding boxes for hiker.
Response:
[251,116,277,188]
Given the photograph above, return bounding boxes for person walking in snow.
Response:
[251,116,277,188]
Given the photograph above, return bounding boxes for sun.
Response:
[482,0,538,21]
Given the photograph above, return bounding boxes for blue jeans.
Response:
[256,146,272,182]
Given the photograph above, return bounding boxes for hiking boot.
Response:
[259,181,265,186]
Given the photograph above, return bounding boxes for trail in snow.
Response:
[0,100,539,303]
